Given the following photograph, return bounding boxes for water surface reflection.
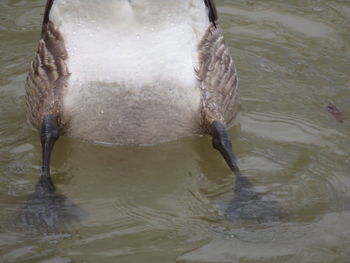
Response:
[1,0,350,262]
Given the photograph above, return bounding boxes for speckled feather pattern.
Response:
[25,21,69,131]
[197,23,239,134]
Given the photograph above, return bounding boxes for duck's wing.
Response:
[198,2,257,214]
[25,2,69,130]
[197,21,238,133]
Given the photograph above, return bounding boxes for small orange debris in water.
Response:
[326,102,346,123]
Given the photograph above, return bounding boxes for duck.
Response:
[25,0,243,192]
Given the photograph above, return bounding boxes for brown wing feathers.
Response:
[198,2,238,133]
[26,0,69,130]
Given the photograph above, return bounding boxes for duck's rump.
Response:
[27,0,240,145]
[62,79,202,145]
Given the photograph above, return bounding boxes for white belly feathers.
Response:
[48,0,210,144]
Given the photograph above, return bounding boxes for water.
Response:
[1,0,350,262]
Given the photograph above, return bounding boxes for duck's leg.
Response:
[211,121,255,198]
[211,121,286,221]
[38,114,59,192]
[211,121,239,175]
[16,115,84,231]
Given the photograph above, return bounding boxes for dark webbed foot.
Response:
[14,115,84,232]
[211,121,285,222]
[15,188,83,233]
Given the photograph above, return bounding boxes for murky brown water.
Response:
[1,0,350,262]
